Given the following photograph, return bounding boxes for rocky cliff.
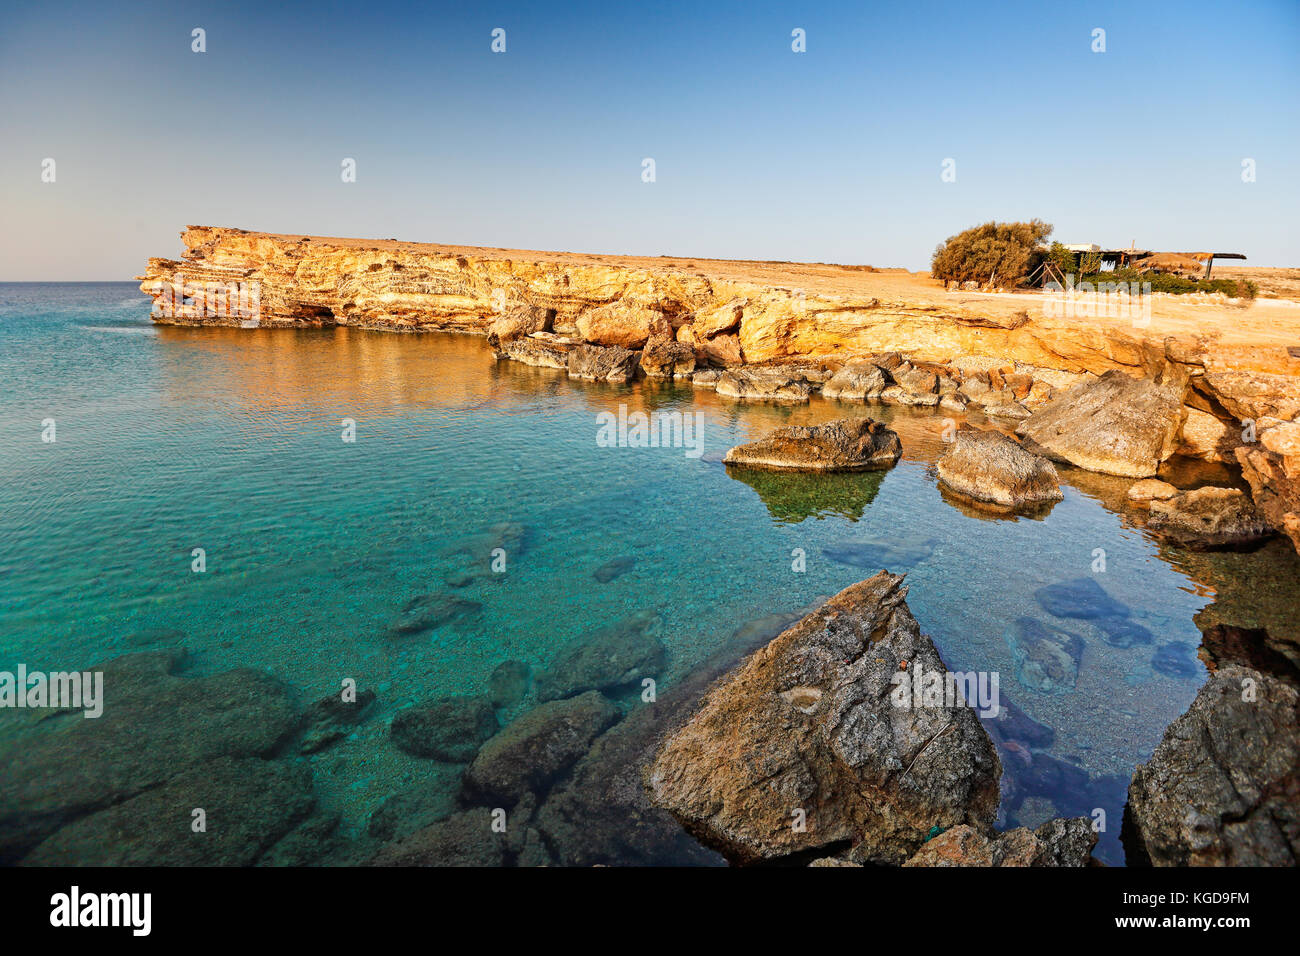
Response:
[140,226,1300,552]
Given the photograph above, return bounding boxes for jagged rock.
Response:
[536,611,665,701]
[1035,577,1153,647]
[1235,445,1300,556]
[1127,478,1178,506]
[880,384,941,407]
[715,368,813,402]
[1127,664,1300,865]
[640,339,696,379]
[367,808,508,866]
[690,368,721,388]
[21,757,316,866]
[493,336,569,369]
[697,332,743,366]
[821,361,889,402]
[1178,406,1243,462]
[1151,641,1202,679]
[723,418,901,472]
[488,661,532,709]
[463,691,618,805]
[693,298,744,337]
[487,305,553,345]
[646,572,1001,865]
[0,650,299,864]
[299,687,377,754]
[1008,617,1083,692]
[982,402,1032,420]
[936,427,1063,511]
[575,303,664,349]
[1201,370,1300,422]
[1147,486,1274,550]
[903,818,1096,867]
[389,696,499,761]
[1017,367,1188,477]
[567,343,638,383]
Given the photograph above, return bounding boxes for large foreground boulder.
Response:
[723,418,902,472]
[1126,664,1300,865]
[646,572,1001,865]
[936,426,1063,511]
[1017,367,1187,477]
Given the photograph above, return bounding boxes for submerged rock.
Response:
[592,555,636,583]
[821,536,937,573]
[0,650,299,863]
[902,818,1096,867]
[1127,478,1178,506]
[1127,664,1300,865]
[1034,577,1153,647]
[567,343,638,383]
[1147,486,1274,550]
[1150,641,1202,679]
[723,418,902,472]
[1017,366,1188,477]
[536,611,665,701]
[463,691,618,804]
[646,572,1001,865]
[385,592,482,638]
[936,427,1063,511]
[22,757,315,866]
[487,661,532,709]
[389,695,499,761]
[368,808,508,867]
[1008,617,1083,693]
[299,687,377,754]
[365,766,463,843]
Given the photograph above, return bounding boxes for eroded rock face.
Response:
[1126,664,1300,866]
[567,344,639,383]
[646,572,1001,865]
[715,368,814,402]
[723,418,902,472]
[936,427,1063,511]
[575,303,664,349]
[1236,444,1300,556]
[1017,367,1188,478]
[487,305,553,345]
[902,818,1096,867]
[1146,487,1274,550]
[493,336,569,369]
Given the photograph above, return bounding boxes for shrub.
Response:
[931,220,1053,288]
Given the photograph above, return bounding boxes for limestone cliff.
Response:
[139,226,1300,551]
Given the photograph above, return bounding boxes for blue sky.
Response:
[2,0,1297,278]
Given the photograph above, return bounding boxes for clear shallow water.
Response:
[0,282,1260,866]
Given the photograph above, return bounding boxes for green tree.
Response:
[931,220,1053,288]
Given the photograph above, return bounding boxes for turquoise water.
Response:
[1,283,1224,865]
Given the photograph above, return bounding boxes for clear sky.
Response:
[2,0,1297,279]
